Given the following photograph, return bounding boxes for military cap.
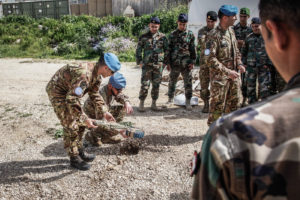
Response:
[178,13,188,23]
[207,11,217,21]
[219,5,238,16]
[150,16,160,24]
[109,72,126,89]
[104,53,121,72]
[240,7,250,16]
[251,17,261,24]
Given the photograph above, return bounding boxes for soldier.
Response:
[234,7,253,106]
[205,5,245,125]
[83,72,133,145]
[241,17,272,104]
[166,13,196,111]
[192,0,300,199]
[269,65,286,94]
[197,11,217,113]
[46,53,121,171]
[136,16,169,112]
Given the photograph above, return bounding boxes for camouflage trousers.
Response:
[208,78,242,125]
[46,88,84,157]
[139,65,163,101]
[246,65,271,104]
[83,103,126,139]
[269,65,286,94]
[168,65,193,100]
[199,64,210,102]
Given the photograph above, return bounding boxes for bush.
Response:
[0,4,188,61]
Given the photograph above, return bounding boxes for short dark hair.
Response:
[218,10,225,19]
[259,0,300,32]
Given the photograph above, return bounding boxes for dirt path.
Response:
[0,58,208,199]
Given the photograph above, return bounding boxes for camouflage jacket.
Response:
[197,26,215,66]
[233,22,252,49]
[46,63,107,121]
[206,25,243,80]
[192,72,300,200]
[84,82,129,117]
[166,29,196,66]
[241,33,272,67]
[136,31,168,67]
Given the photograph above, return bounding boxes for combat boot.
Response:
[164,98,173,107]
[151,100,159,111]
[186,99,192,111]
[138,100,145,112]
[202,100,209,113]
[101,135,122,144]
[85,131,102,147]
[70,155,90,171]
[79,149,95,162]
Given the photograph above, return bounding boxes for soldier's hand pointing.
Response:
[85,118,98,129]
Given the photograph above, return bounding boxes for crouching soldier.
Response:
[46,53,121,171]
[84,72,134,146]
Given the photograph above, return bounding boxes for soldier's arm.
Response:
[241,38,249,65]
[66,77,89,123]
[115,92,130,105]
[136,36,144,65]
[165,34,174,65]
[189,33,197,64]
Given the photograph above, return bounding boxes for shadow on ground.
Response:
[170,192,190,200]
[0,158,73,184]
[42,134,204,157]
[131,106,208,120]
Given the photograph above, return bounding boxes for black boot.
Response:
[202,100,209,113]
[70,156,91,171]
[79,149,95,162]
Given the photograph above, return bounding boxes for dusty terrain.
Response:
[0,58,208,200]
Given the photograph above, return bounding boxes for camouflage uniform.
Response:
[241,33,272,104]
[234,22,252,102]
[83,83,130,139]
[136,31,168,101]
[46,63,107,157]
[192,72,300,200]
[206,25,243,125]
[197,26,214,102]
[270,65,286,94]
[167,29,196,100]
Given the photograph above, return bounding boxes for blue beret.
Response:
[178,13,188,23]
[251,17,261,24]
[219,5,238,16]
[150,16,160,24]
[104,53,121,72]
[109,72,126,89]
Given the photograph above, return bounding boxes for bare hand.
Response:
[103,112,116,122]
[238,65,246,73]
[167,64,171,71]
[85,118,97,129]
[188,64,194,70]
[139,64,143,68]
[263,65,269,69]
[237,40,244,48]
[125,102,133,114]
[119,130,129,138]
[228,70,239,80]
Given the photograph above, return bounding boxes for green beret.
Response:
[240,7,250,16]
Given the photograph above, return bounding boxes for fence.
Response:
[2,0,69,19]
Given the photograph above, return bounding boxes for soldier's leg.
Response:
[182,67,193,100]
[269,65,277,95]
[109,105,125,122]
[199,65,210,102]
[139,66,153,101]
[224,79,242,114]
[246,66,258,104]
[168,67,181,99]
[275,70,286,93]
[258,66,271,100]
[151,67,163,101]
[207,81,226,125]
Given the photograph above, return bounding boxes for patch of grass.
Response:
[20,113,33,118]
[4,107,15,112]
[54,128,64,139]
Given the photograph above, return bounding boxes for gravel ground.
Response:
[0,58,208,200]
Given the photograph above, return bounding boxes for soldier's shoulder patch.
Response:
[204,49,210,56]
[74,87,83,96]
